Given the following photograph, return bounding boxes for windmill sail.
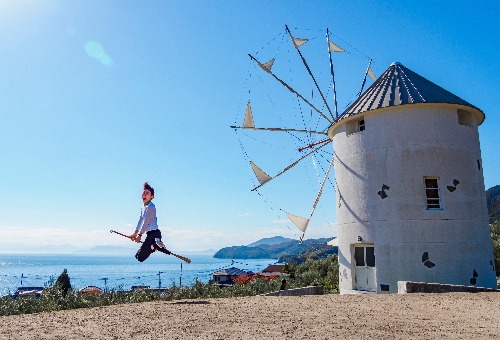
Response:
[250,161,271,186]
[286,212,310,232]
[259,58,275,74]
[328,41,345,52]
[292,37,308,48]
[243,101,255,128]
[367,66,376,81]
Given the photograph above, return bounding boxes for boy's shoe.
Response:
[155,238,165,249]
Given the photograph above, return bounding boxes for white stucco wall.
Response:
[329,103,497,294]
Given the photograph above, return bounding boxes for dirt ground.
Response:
[1,293,500,339]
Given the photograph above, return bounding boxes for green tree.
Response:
[491,221,500,277]
[55,269,71,297]
[293,254,339,292]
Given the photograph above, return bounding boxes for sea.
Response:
[0,254,276,296]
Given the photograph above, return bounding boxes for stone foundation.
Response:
[398,281,500,294]
[261,285,324,296]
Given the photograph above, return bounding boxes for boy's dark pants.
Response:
[135,230,169,262]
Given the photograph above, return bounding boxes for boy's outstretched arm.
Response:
[128,230,142,242]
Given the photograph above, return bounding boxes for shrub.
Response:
[55,269,71,297]
[491,221,500,277]
[293,254,339,293]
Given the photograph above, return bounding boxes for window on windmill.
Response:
[424,178,441,209]
[346,117,365,135]
[359,119,365,131]
[457,109,474,127]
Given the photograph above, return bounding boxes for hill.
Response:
[213,237,335,259]
[278,243,338,264]
[487,185,500,223]
[246,236,294,247]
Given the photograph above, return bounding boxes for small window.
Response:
[424,178,441,209]
[457,109,474,127]
[346,117,365,135]
[359,119,365,131]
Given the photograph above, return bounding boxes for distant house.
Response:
[14,286,44,299]
[78,286,103,296]
[210,267,254,285]
[261,265,289,277]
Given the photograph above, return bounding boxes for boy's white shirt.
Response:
[135,201,158,234]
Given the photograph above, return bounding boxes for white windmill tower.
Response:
[330,62,497,293]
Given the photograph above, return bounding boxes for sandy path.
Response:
[1,293,500,339]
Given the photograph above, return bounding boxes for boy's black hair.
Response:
[144,182,155,196]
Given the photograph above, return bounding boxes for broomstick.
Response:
[110,230,191,263]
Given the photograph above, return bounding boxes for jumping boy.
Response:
[129,182,171,262]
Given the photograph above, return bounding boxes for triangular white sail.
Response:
[367,66,376,81]
[286,212,310,233]
[292,37,308,48]
[328,40,344,52]
[259,58,275,73]
[250,161,271,186]
[243,101,255,128]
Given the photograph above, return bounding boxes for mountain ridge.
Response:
[214,237,335,259]
[247,236,295,247]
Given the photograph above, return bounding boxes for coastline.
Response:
[0,254,274,296]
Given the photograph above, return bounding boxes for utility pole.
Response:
[157,271,164,299]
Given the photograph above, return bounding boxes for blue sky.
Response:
[0,0,499,251]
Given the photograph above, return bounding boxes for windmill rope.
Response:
[327,31,371,60]
[254,32,284,56]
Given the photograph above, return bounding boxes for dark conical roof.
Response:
[341,62,483,120]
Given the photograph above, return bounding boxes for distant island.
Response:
[246,236,295,247]
[214,237,337,262]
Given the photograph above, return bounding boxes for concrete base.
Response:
[340,289,378,295]
[260,285,324,296]
[398,281,500,294]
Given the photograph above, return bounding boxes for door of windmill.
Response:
[354,245,376,291]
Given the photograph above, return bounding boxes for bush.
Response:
[293,254,339,293]
[491,221,500,277]
[55,269,71,297]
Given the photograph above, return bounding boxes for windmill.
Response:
[233,27,497,294]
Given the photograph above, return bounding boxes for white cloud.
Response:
[238,213,250,217]
[271,219,288,224]
[0,221,337,252]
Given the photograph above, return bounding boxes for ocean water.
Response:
[0,254,276,296]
